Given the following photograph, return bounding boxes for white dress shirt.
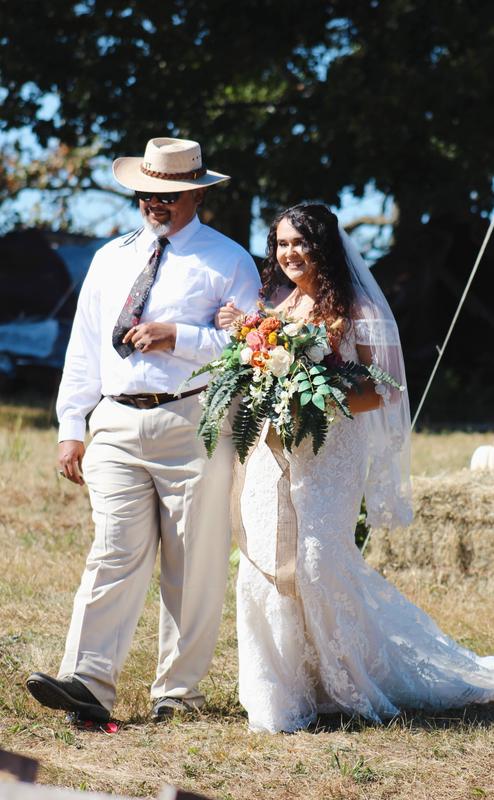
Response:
[57,215,261,441]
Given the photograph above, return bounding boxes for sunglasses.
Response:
[135,191,183,204]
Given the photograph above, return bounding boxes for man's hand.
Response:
[214,302,244,330]
[58,440,85,485]
[122,322,177,353]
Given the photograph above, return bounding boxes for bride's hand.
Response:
[215,301,244,330]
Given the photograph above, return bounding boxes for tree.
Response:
[0,139,125,233]
[0,0,332,244]
[2,2,493,234]
[1,1,493,417]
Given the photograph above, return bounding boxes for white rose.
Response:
[239,346,254,364]
[305,341,332,363]
[283,321,305,336]
[266,346,294,377]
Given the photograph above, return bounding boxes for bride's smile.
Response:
[276,217,318,291]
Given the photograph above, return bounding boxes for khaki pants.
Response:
[58,396,234,712]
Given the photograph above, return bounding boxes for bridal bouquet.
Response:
[187,308,401,463]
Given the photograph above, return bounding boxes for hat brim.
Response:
[112,157,230,192]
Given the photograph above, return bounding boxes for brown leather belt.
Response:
[109,386,205,409]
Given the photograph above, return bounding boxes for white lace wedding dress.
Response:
[236,335,494,733]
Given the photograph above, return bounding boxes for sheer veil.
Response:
[340,227,413,529]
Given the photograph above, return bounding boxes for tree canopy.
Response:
[2,2,493,236]
[1,0,494,418]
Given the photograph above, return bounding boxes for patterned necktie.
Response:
[112,236,169,358]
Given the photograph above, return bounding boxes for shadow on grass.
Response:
[310,703,494,734]
[118,701,494,733]
[124,704,248,728]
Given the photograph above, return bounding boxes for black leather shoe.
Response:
[26,672,110,722]
[150,696,198,722]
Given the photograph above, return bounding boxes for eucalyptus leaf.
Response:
[311,394,326,411]
[309,365,326,375]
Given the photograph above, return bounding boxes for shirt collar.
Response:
[141,214,201,253]
[168,214,201,251]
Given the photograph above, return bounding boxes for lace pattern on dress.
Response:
[236,330,494,733]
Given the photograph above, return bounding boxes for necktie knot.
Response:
[156,236,170,253]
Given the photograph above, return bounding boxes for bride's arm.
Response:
[349,297,405,414]
[346,343,384,414]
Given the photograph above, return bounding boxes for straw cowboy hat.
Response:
[112,137,230,193]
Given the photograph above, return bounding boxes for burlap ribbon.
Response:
[231,425,298,598]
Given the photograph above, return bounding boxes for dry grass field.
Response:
[1,398,493,799]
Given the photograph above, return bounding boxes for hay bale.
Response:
[366,470,494,582]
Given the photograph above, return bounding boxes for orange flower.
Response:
[251,350,268,368]
[258,317,281,335]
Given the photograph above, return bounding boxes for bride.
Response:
[215,203,494,734]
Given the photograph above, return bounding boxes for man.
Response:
[26,137,261,723]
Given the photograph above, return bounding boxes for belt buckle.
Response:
[153,393,161,407]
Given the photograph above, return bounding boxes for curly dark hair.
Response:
[261,204,355,343]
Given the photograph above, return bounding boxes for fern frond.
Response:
[232,400,267,463]
[294,404,328,454]
[367,363,402,388]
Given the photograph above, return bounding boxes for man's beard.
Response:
[141,211,172,237]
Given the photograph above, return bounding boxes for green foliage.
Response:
[194,314,400,461]
[354,499,369,550]
[197,366,250,457]
[331,751,379,784]
[232,400,268,464]
[367,363,402,388]
[293,403,328,456]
